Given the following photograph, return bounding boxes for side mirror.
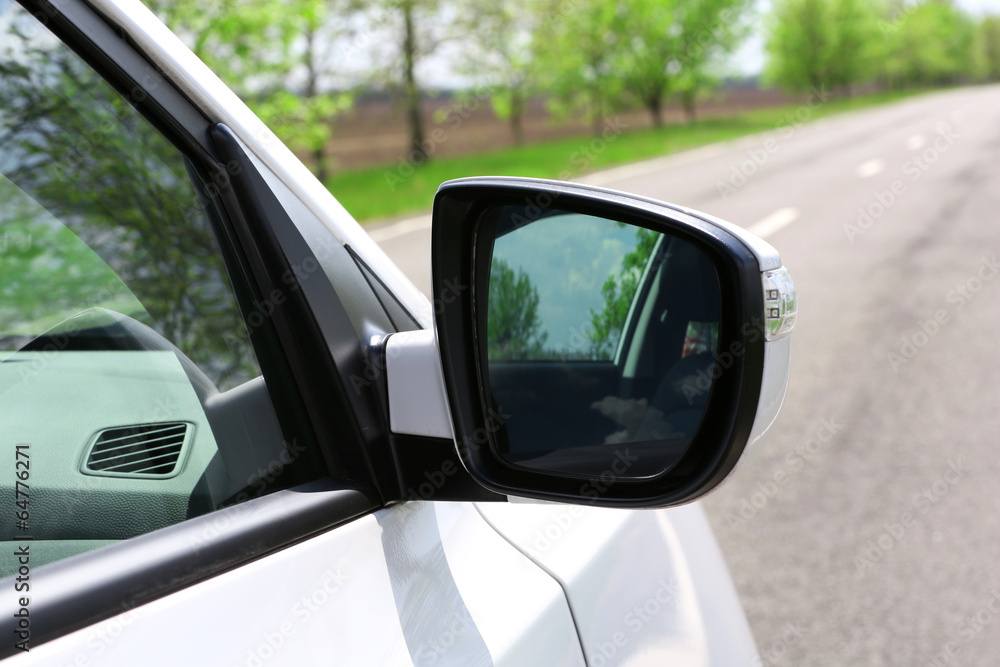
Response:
[398,177,795,507]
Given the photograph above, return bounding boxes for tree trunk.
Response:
[509,87,524,146]
[591,86,604,137]
[647,95,663,128]
[810,73,824,100]
[304,27,328,183]
[313,147,328,184]
[681,89,697,124]
[403,1,428,164]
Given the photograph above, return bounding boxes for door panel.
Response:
[7,502,584,666]
[475,502,757,666]
[392,502,585,666]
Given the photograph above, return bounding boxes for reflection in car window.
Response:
[0,0,255,388]
[0,0,306,577]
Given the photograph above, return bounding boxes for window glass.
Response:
[0,0,303,576]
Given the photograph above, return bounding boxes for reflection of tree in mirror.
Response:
[589,226,658,358]
[0,7,257,389]
[487,259,548,360]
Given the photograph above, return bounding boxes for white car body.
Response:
[1,0,760,664]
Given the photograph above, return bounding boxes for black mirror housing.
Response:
[430,177,794,508]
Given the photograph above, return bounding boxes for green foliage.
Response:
[766,0,833,91]
[0,193,141,342]
[0,18,258,386]
[979,15,1000,81]
[533,0,628,134]
[534,0,752,130]
[767,0,985,93]
[881,1,979,87]
[449,0,539,144]
[828,0,884,89]
[589,226,658,358]
[151,0,357,176]
[487,259,547,360]
[615,0,682,126]
[253,89,353,158]
[765,0,882,93]
[150,0,301,86]
[672,0,754,122]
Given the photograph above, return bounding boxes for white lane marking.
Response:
[748,207,799,239]
[367,214,432,243]
[906,135,926,150]
[856,159,885,178]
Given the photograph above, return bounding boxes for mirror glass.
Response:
[484,206,722,480]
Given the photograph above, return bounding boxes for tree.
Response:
[533,0,626,136]
[364,0,444,164]
[766,0,835,93]
[150,0,300,91]
[674,0,753,123]
[400,0,430,163]
[487,260,547,360]
[765,0,881,94]
[252,0,356,182]
[150,0,356,181]
[827,0,882,94]
[589,226,658,359]
[451,0,540,145]
[538,0,751,131]
[882,1,978,88]
[615,0,681,128]
[979,15,1000,81]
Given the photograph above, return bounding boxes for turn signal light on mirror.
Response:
[763,267,796,341]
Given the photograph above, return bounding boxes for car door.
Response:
[0,0,584,664]
[0,0,761,665]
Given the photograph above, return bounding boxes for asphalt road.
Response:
[372,85,1000,665]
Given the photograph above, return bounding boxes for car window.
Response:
[0,0,311,577]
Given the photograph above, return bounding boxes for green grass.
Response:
[326,89,925,223]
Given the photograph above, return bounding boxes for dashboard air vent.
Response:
[84,422,190,478]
